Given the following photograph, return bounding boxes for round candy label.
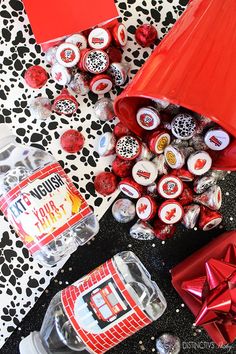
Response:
[158,176,183,199]
[159,201,183,224]
[132,161,158,186]
[187,151,212,176]
[88,28,111,50]
[91,76,113,95]
[51,63,71,86]
[56,43,80,67]
[136,196,153,221]
[84,50,110,74]
[117,24,128,46]
[65,34,87,49]
[164,146,185,169]
[136,107,160,130]
[116,136,141,160]
[153,133,171,154]
[119,182,141,199]
[204,129,230,151]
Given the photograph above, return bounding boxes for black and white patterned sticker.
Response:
[0,0,187,347]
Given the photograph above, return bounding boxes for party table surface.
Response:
[0,0,236,353]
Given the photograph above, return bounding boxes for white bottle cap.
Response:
[19,332,47,354]
[0,124,14,140]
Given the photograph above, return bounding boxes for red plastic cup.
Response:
[114,0,236,171]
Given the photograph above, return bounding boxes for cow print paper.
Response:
[0,0,187,348]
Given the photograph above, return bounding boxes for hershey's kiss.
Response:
[112,199,136,223]
[130,220,155,240]
[156,333,181,354]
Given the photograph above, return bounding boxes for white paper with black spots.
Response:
[0,0,188,347]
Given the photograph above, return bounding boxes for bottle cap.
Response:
[51,63,71,86]
[65,33,87,49]
[19,332,47,354]
[56,43,80,67]
[158,200,184,224]
[90,74,113,95]
[88,27,112,50]
[204,128,230,151]
[119,178,143,199]
[148,130,171,153]
[108,62,128,86]
[157,175,183,199]
[136,107,161,130]
[164,145,185,169]
[171,114,197,140]
[112,23,128,47]
[84,49,110,74]
[97,132,116,157]
[136,195,157,221]
[116,135,141,160]
[132,160,158,186]
[187,151,212,175]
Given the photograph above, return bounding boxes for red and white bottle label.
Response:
[0,163,91,255]
[61,259,151,354]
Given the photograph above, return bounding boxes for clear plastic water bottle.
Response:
[19,251,167,354]
[0,125,99,266]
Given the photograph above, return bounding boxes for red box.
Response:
[22,0,118,45]
[171,231,236,347]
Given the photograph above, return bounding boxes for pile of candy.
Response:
[94,99,230,240]
[24,21,129,116]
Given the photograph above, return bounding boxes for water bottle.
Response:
[19,251,167,354]
[0,125,99,266]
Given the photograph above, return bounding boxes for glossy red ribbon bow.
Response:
[182,244,236,343]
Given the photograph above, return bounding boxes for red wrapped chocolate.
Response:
[24,65,48,88]
[135,24,158,48]
[94,171,118,196]
[172,231,236,346]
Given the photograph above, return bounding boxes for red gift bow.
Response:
[182,244,236,344]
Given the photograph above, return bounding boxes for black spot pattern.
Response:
[0,0,186,347]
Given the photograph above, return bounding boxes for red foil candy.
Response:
[153,219,176,240]
[135,24,158,47]
[94,172,118,196]
[178,184,194,206]
[107,46,123,63]
[172,168,195,182]
[60,129,85,153]
[113,122,132,139]
[24,65,48,88]
[112,157,134,178]
[198,206,223,231]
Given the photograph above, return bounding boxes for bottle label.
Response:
[0,163,92,255]
[61,259,151,354]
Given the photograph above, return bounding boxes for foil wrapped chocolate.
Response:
[94,97,115,122]
[29,97,52,120]
[130,220,155,240]
[181,204,201,229]
[112,199,136,223]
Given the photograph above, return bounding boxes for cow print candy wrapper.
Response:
[130,220,155,241]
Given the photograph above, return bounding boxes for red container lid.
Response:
[114,0,236,171]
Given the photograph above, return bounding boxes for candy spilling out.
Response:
[95,100,230,239]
